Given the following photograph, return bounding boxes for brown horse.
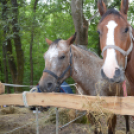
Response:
[39,34,131,134]
[97,0,134,87]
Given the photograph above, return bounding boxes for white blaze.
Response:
[44,46,59,70]
[102,20,119,78]
[45,43,66,70]
[46,46,59,62]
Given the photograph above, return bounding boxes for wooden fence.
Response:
[0,91,134,116]
[0,82,134,116]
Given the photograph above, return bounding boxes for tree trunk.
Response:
[11,0,24,92]
[6,39,18,85]
[71,0,88,47]
[30,0,39,85]
[1,0,20,92]
[2,44,11,93]
[1,0,12,93]
[103,0,107,6]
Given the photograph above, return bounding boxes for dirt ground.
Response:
[0,107,134,134]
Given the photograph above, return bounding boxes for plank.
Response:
[0,93,134,115]
[0,82,5,94]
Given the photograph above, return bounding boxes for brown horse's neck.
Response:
[126,31,134,93]
[70,45,103,95]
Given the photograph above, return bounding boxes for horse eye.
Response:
[59,55,65,60]
[124,27,129,33]
[97,31,100,35]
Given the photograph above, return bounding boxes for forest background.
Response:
[0,0,134,93]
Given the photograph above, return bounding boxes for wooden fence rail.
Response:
[0,92,134,116]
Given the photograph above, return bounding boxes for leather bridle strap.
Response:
[43,70,58,80]
[101,26,134,69]
[101,44,133,57]
[43,47,72,82]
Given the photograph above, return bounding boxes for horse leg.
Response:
[124,115,131,134]
[107,114,116,134]
[94,120,102,134]
[88,113,102,134]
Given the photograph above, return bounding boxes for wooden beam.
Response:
[0,93,134,115]
[0,82,5,94]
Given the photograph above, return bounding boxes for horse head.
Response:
[97,0,133,83]
[39,33,76,92]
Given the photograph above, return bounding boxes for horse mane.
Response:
[50,40,100,58]
[100,8,125,23]
[52,39,61,44]
[88,48,100,58]
[75,44,100,58]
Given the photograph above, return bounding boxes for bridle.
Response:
[43,47,72,91]
[101,26,134,69]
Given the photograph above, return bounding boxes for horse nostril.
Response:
[115,68,121,78]
[47,83,53,90]
[101,69,106,79]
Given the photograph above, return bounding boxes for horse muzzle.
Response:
[39,76,60,92]
[101,68,125,83]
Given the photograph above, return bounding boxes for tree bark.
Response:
[71,0,88,47]
[2,44,11,93]
[11,0,24,92]
[6,39,18,85]
[103,0,107,6]
[30,0,39,85]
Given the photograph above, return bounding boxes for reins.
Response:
[43,47,72,90]
[101,26,134,69]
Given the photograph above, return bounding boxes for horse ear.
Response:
[97,0,107,16]
[67,32,77,45]
[45,38,53,45]
[120,0,129,15]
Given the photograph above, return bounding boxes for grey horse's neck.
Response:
[70,45,104,95]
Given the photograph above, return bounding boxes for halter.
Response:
[101,26,134,69]
[43,47,72,90]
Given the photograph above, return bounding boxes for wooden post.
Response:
[56,108,59,134]
[0,82,5,94]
